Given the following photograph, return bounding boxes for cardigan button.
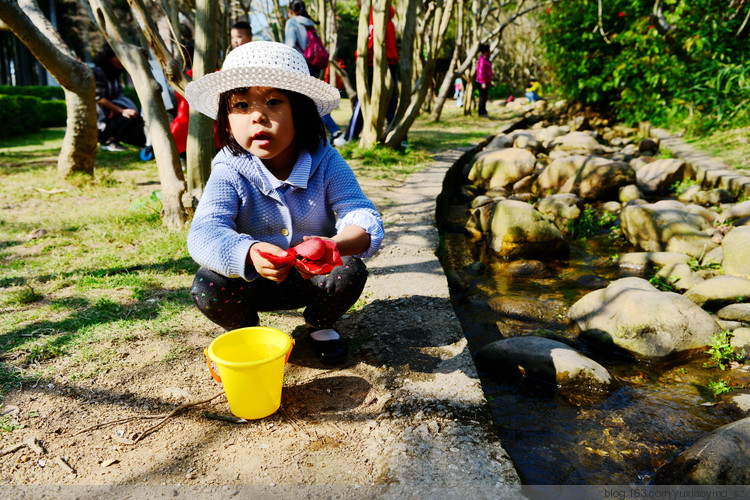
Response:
[281,228,289,236]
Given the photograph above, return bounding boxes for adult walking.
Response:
[476,43,493,117]
[285,0,346,147]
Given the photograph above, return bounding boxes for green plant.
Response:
[705,330,744,370]
[568,205,619,239]
[129,190,163,215]
[687,257,722,272]
[670,179,698,195]
[539,1,750,131]
[6,285,43,306]
[708,378,732,398]
[0,413,21,432]
[649,274,679,292]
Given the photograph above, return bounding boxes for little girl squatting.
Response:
[185,42,384,364]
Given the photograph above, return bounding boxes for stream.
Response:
[437,182,737,485]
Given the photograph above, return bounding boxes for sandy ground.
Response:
[1,119,522,497]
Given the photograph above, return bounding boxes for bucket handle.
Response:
[205,348,222,383]
[286,338,295,364]
[204,339,295,384]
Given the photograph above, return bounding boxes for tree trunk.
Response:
[187,0,219,204]
[385,0,454,148]
[431,0,464,122]
[0,0,97,177]
[354,0,371,145]
[359,0,390,148]
[127,0,190,99]
[88,0,187,230]
[392,0,418,128]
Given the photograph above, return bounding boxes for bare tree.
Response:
[0,0,97,177]
[185,0,219,204]
[87,0,188,230]
[430,0,552,122]
[382,0,455,148]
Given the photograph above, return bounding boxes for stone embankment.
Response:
[453,100,750,484]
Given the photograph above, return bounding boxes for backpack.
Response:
[304,27,329,70]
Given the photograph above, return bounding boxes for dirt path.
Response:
[1,122,521,494]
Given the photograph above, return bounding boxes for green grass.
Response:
[684,126,750,170]
[0,142,197,398]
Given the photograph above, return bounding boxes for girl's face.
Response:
[228,87,296,174]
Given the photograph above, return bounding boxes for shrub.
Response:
[0,84,64,100]
[538,0,750,132]
[40,100,67,128]
[0,95,42,138]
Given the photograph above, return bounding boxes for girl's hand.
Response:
[249,242,293,282]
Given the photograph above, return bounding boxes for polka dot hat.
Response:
[185,41,341,120]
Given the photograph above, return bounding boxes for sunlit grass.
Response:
[0,144,197,397]
[684,126,750,170]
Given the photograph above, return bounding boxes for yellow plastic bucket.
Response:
[205,327,294,420]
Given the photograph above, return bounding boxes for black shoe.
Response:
[307,328,348,364]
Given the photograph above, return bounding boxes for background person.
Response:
[94,45,146,151]
[454,77,464,107]
[230,21,253,49]
[525,76,543,103]
[285,0,346,147]
[475,43,492,117]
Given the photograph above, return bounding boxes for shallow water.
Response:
[438,205,736,485]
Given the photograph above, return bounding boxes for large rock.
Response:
[615,251,691,272]
[531,125,570,148]
[636,158,693,196]
[684,275,750,309]
[717,303,750,322]
[535,155,635,200]
[547,131,610,155]
[465,202,495,241]
[722,226,750,279]
[652,417,750,485]
[485,134,514,151]
[620,201,717,258]
[575,158,635,201]
[488,200,569,260]
[467,148,536,190]
[721,200,750,223]
[567,277,721,360]
[535,194,582,233]
[511,131,545,155]
[475,336,614,404]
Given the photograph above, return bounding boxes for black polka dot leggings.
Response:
[191,257,368,332]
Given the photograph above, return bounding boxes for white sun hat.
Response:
[185,41,340,120]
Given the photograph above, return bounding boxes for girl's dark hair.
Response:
[215,87,327,157]
[479,43,490,54]
[290,0,312,19]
